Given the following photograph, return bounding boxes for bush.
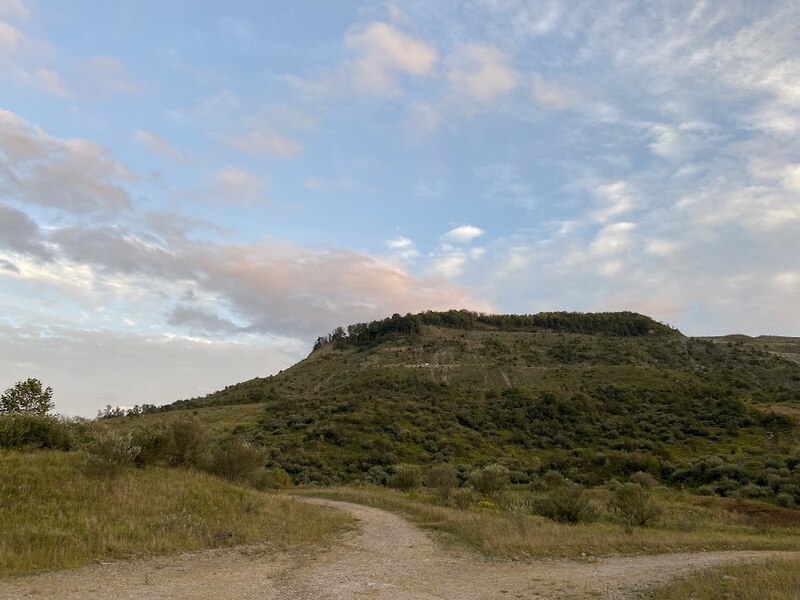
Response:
[389,464,423,490]
[608,483,662,526]
[534,483,597,524]
[629,471,658,489]
[167,417,210,469]
[426,464,458,497]
[531,469,567,491]
[210,437,266,485]
[450,487,479,510]
[83,430,141,475]
[0,414,78,450]
[130,422,173,466]
[469,464,510,496]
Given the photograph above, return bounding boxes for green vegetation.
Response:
[1,378,54,415]
[0,451,353,576]
[648,559,800,599]
[123,311,800,507]
[302,485,800,559]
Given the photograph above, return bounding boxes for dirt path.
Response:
[2,497,797,599]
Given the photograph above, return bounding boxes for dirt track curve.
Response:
[2,497,797,600]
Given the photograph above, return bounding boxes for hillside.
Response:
[141,311,800,502]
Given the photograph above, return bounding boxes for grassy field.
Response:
[648,558,800,599]
[301,486,800,559]
[0,451,353,576]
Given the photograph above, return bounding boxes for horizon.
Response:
[2,1,799,416]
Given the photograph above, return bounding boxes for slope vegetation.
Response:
[144,311,800,502]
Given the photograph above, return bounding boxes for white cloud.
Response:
[134,129,185,161]
[442,225,485,243]
[386,235,419,261]
[0,19,23,49]
[220,127,303,158]
[0,108,135,214]
[592,180,635,222]
[0,0,28,20]
[84,55,141,96]
[447,43,517,105]
[430,252,468,277]
[531,74,577,110]
[29,67,70,97]
[213,167,267,202]
[589,222,635,256]
[345,22,437,95]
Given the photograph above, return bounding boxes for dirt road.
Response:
[2,497,796,599]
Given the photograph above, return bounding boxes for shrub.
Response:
[84,430,141,475]
[389,464,422,490]
[629,471,658,489]
[531,469,567,491]
[534,483,597,524]
[0,414,77,450]
[469,463,510,496]
[168,417,210,469]
[130,422,173,466]
[450,487,479,510]
[426,464,458,497]
[609,482,662,526]
[210,437,266,485]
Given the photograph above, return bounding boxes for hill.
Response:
[139,311,800,502]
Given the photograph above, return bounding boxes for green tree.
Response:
[0,378,54,415]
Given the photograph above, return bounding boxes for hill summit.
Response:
[156,310,800,502]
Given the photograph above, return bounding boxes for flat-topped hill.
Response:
[132,311,800,500]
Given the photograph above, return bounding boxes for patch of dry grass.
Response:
[0,451,353,576]
[303,486,800,559]
[649,559,800,599]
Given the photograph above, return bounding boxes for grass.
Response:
[299,486,800,559]
[648,559,800,599]
[0,450,353,576]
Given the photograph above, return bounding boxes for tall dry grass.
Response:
[649,559,800,599]
[0,451,353,576]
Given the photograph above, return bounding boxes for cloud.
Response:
[84,55,141,96]
[591,180,635,222]
[344,22,437,95]
[219,126,302,158]
[386,235,419,261]
[29,67,70,97]
[589,222,635,256]
[0,0,28,20]
[134,129,185,161]
[0,200,52,260]
[0,19,23,50]
[442,225,485,244]
[0,108,135,214]
[212,167,267,202]
[167,305,243,335]
[446,43,517,105]
[531,74,577,110]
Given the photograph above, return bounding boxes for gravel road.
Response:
[2,497,796,599]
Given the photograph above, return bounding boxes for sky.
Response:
[1,1,799,416]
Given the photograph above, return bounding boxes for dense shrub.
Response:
[389,464,423,490]
[469,464,510,496]
[608,483,662,526]
[426,464,459,497]
[450,487,480,510]
[83,430,141,475]
[629,471,658,489]
[167,417,210,468]
[534,483,597,524]
[0,414,78,450]
[210,437,266,485]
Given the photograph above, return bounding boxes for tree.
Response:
[0,378,54,415]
